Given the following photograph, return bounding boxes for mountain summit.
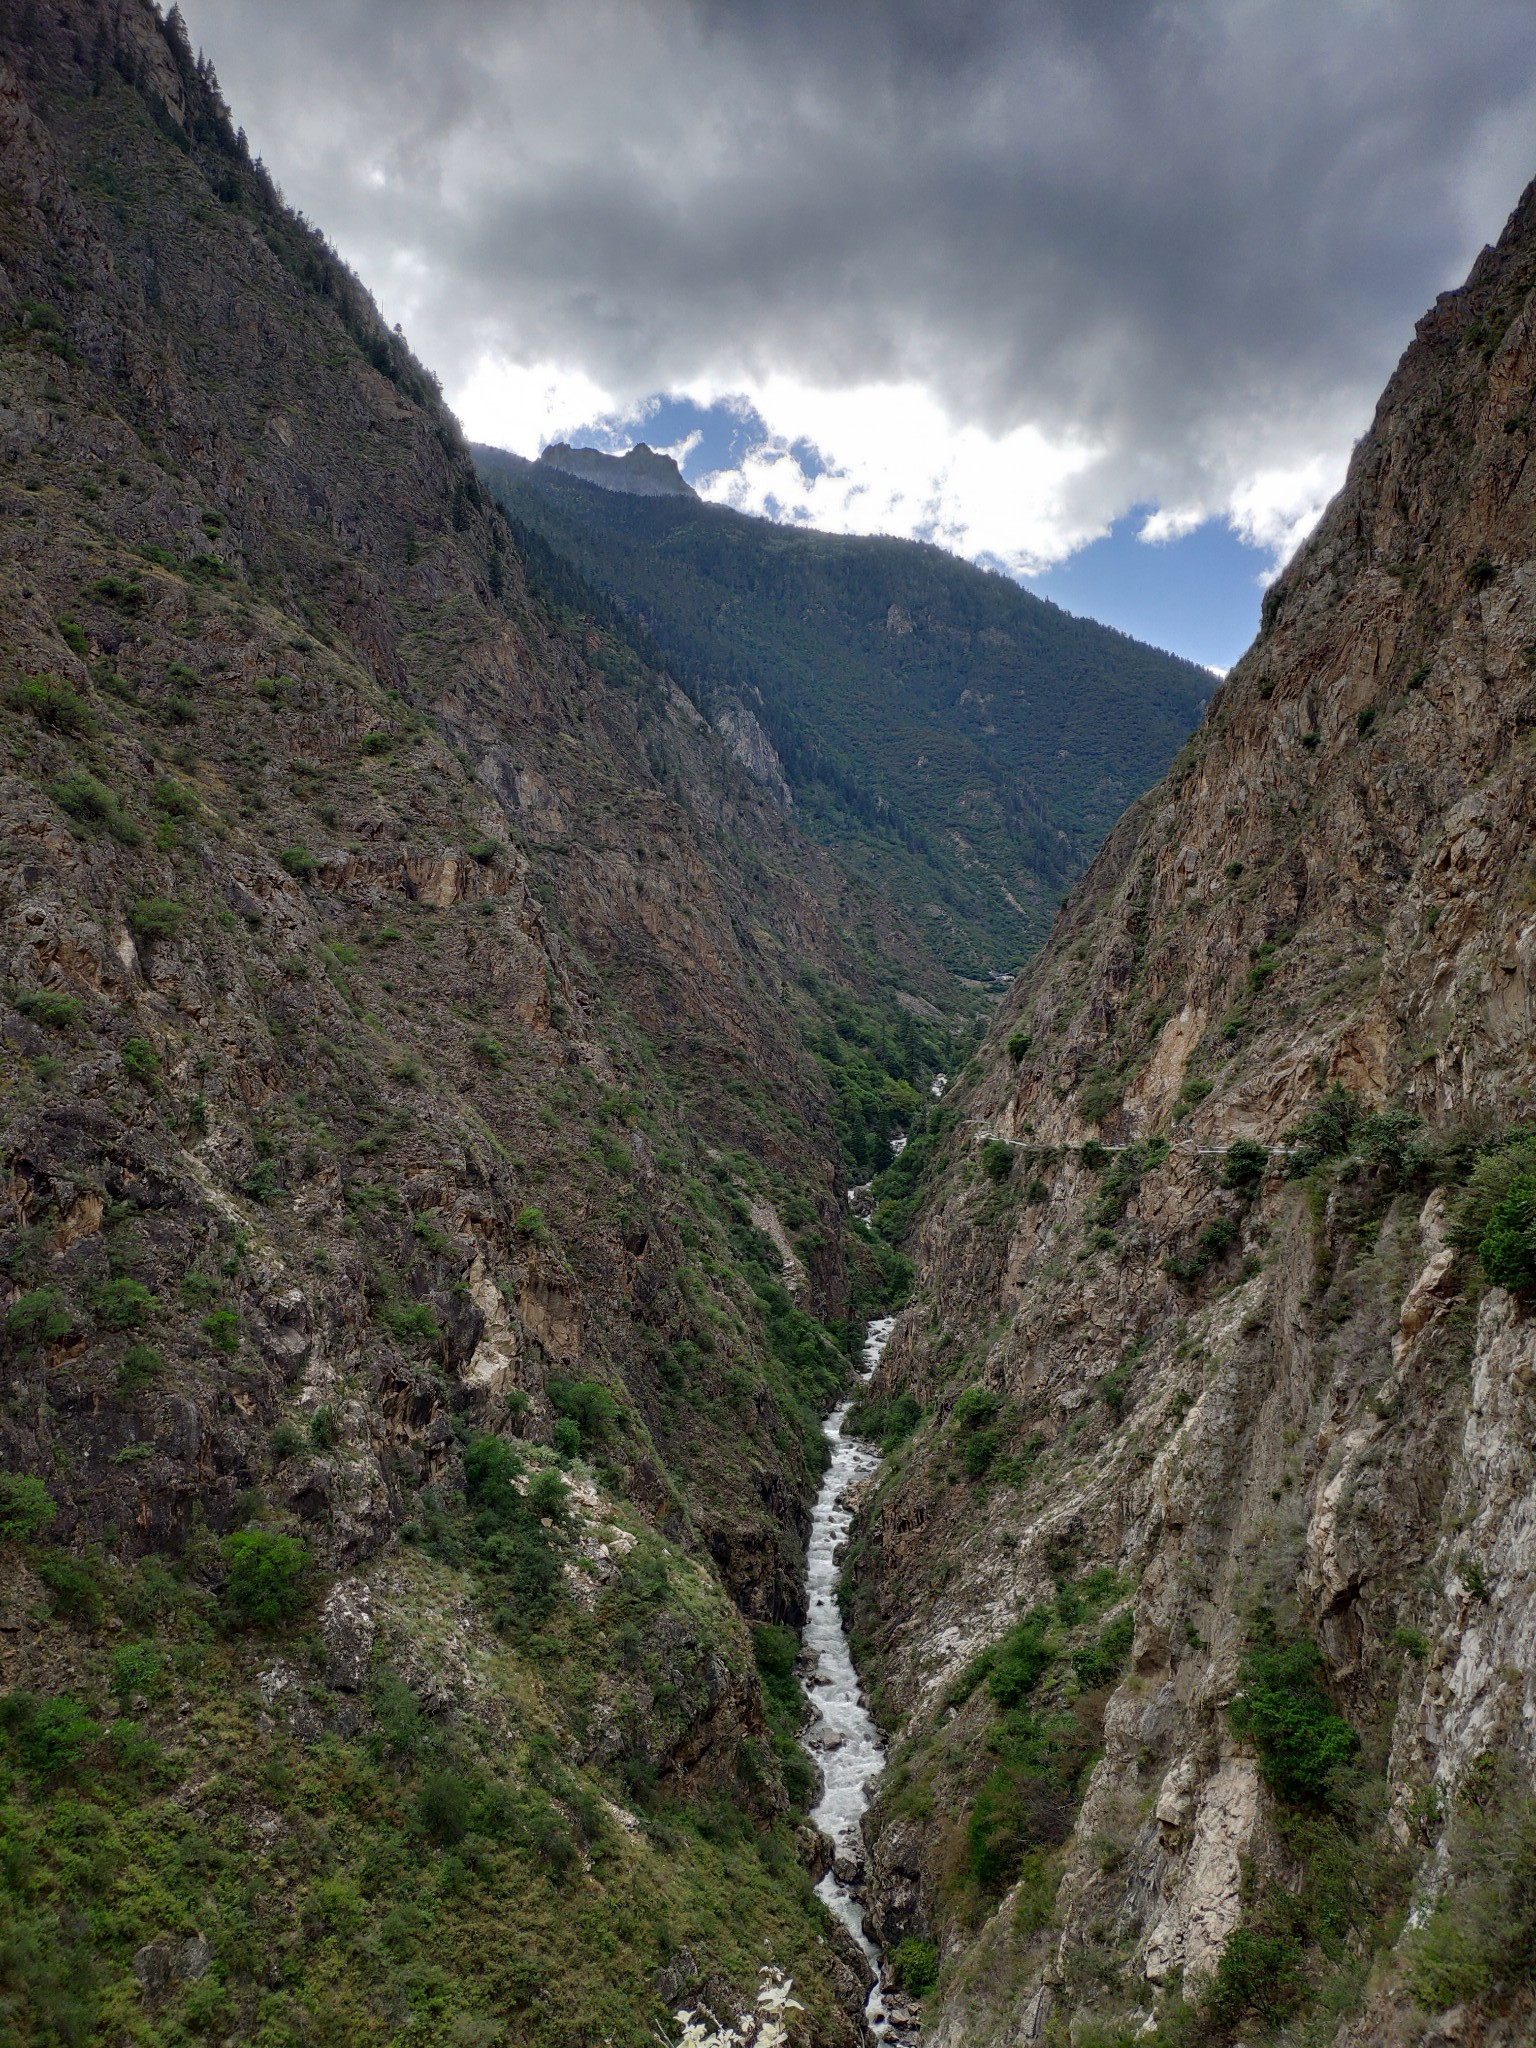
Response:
[537,440,697,497]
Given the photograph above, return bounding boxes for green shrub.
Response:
[91,573,146,611]
[1077,1075,1123,1125]
[120,1036,160,1086]
[526,1469,569,1524]
[1466,554,1498,591]
[1448,1135,1536,1294]
[269,1421,304,1462]
[0,1692,99,1782]
[1176,1075,1213,1115]
[1405,1784,1536,2010]
[203,1308,240,1355]
[309,1406,337,1452]
[279,844,318,881]
[240,1159,282,1203]
[56,616,88,656]
[8,675,96,733]
[470,1032,505,1066]
[1165,1213,1240,1290]
[221,1529,312,1630]
[92,1277,156,1330]
[1071,1610,1135,1690]
[116,1344,163,1391]
[1226,1633,1358,1805]
[13,989,82,1029]
[962,1427,1002,1479]
[1204,1927,1304,2032]
[890,1938,940,1996]
[462,1435,563,1626]
[987,1612,1053,1709]
[1476,1178,1536,1293]
[1098,1362,1133,1415]
[0,1473,56,1539]
[1221,1138,1269,1191]
[106,1717,163,1776]
[979,1138,1015,1182]
[1006,1031,1033,1063]
[34,1551,102,1622]
[377,1299,439,1346]
[129,897,189,942]
[110,1640,169,1701]
[853,1388,922,1450]
[953,1387,1000,1430]
[418,1771,473,1846]
[466,838,501,864]
[966,1755,1065,1891]
[516,1205,548,1242]
[552,1417,581,1459]
[5,1287,73,1349]
[49,770,140,843]
[149,776,198,819]
[547,1376,621,1448]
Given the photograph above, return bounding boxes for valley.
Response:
[1,6,1536,2048]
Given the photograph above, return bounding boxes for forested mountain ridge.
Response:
[0,3,945,2039]
[474,445,1214,980]
[845,176,1536,2046]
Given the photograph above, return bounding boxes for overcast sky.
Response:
[181,0,1536,662]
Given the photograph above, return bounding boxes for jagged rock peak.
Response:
[537,439,697,497]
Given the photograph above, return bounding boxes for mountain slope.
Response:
[0,6,934,2040]
[846,178,1536,2046]
[474,446,1214,981]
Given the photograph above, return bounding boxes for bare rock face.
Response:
[319,1578,375,1691]
[713,694,794,809]
[850,175,1536,2045]
[537,440,698,498]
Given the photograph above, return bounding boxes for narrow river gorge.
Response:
[799,1316,919,2041]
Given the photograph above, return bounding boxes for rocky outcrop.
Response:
[851,176,1536,2045]
[713,694,794,809]
[538,440,698,498]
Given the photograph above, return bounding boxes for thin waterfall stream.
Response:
[800,1314,918,2040]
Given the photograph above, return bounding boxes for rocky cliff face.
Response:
[850,181,1536,2046]
[538,442,698,499]
[0,5,919,2040]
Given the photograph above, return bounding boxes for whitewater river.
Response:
[800,1314,916,2039]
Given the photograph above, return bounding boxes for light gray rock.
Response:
[320,1577,375,1691]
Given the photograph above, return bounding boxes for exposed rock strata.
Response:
[853,176,1536,2046]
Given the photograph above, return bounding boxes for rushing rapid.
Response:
[801,1315,913,2038]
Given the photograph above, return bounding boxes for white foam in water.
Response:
[801,1314,911,2038]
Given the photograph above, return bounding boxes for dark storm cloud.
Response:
[178,0,1536,549]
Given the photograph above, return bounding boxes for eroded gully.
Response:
[799,1314,919,2041]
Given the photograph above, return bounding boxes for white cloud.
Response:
[454,357,627,458]
[187,0,1536,579]
[681,375,1105,573]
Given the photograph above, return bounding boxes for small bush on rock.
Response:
[1226,1628,1358,1805]
[221,1530,313,1631]
[0,1473,56,1539]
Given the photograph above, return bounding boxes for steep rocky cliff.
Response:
[0,4,938,2039]
[850,179,1536,2046]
